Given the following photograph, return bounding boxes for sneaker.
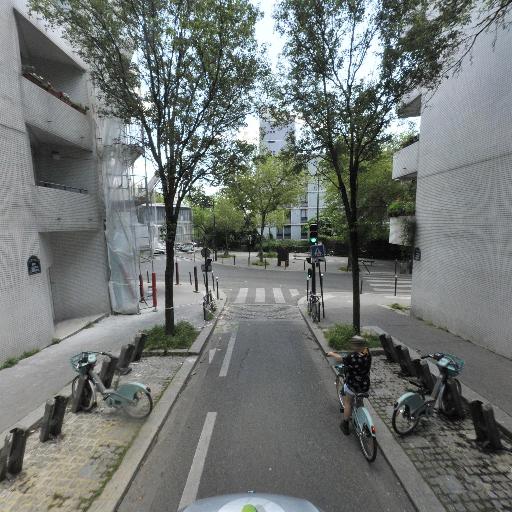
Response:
[340,420,350,435]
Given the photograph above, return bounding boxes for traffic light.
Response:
[309,223,318,244]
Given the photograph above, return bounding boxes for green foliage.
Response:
[0,349,40,370]
[144,322,199,351]
[324,324,381,351]
[390,303,410,312]
[387,200,416,217]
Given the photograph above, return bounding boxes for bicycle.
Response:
[203,289,217,319]
[308,293,321,323]
[392,352,464,436]
[70,351,153,418]
[334,363,378,462]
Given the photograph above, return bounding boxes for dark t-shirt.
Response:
[342,350,371,393]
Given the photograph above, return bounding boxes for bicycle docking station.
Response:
[469,400,503,451]
[40,395,69,443]
[0,427,28,481]
[117,344,135,375]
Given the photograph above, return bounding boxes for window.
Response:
[301,225,308,239]
[300,209,308,222]
[284,225,291,239]
[286,209,292,223]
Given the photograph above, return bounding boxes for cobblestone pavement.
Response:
[370,355,512,512]
[0,356,183,512]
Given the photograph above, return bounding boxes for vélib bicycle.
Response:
[70,351,153,418]
[392,352,464,435]
[334,363,378,462]
[307,293,321,323]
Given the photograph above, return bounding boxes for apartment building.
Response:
[0,2,139,363]
[259,117,326,240]
[136,203,194,244]
[391,17,512,358]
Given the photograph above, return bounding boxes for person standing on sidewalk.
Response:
[326,336,372,435]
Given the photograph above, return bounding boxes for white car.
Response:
[153,243,166,255]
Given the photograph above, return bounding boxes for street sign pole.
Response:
[311,260,316,294]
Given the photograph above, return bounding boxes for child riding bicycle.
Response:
[326,335,371,435]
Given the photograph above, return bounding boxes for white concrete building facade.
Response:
[259,118,326,240]
[0,2,139,362]
[392,18,512,358]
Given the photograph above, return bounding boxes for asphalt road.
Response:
[119,279,414,511]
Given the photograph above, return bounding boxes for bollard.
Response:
[189,271,192,285]
[50,395,69,437]
[248,256,250,266]
[470,401,503,450]
[264,259,267,269]
[7,428,28,475]
[324,260,327,272]
[306,279,309,300]
[443,379,465,419]
[100,355,118,388]
[419,360,435,393]
[40,398,55,442]
[303,260,305,271]
[117,344,134,374]
[0,436,9,481]
[411,358,423,379]
[175,261,179,285]
[139,274,144,301]
[133,333,147,361]
[394,275,398,296]
[216,278,219,300]
[147,270,150,284]
[194,266,199,293]
[360,279,363,294]
[233,255,236,265]
[152,272,157,309]
[71,374,87,413]
[395,345,414,376]
[379,334,398,362]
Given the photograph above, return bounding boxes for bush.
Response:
[144,321,199,351]
[324,323,381,351]
[388,200,415,217]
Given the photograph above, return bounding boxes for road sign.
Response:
[201,247,211,258]
[310,244,325,261]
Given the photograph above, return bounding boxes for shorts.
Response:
[343,383,356,396]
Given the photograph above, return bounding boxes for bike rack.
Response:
[40,395,69,442]
[99,356,119,389]
[71,374,88,413]
[470,401,503,451]
[379,334,399,363]
[395,345,415,376]
[0,428,28,478]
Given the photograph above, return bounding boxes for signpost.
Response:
[310,244,325,262]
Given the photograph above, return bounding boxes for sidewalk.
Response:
[0,281,207,435]
[299,293,512,512]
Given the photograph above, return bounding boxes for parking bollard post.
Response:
[194,266,199,292]
[50,395,69,437]
[8,428,28,475]
[40,398,56,442]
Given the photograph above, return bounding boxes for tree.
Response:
[30,0,267,334]
[275,0,474,332]
[226,153,305,260]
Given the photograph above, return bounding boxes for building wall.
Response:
[411,21,512,358]
[0,2,112,362]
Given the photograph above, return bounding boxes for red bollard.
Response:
[152,273,157,310]
[139,274,144,301]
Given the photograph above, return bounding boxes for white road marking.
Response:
[385,295,411,299]
[219,325,239,377]
[371,285,411,289]
[273,288,285,303]
[289,289,299,297]
[178,412,217,510]
[233,288,248,303]
[255,288,265,303]
[208,349,216,364]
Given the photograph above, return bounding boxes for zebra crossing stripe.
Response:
[234,288,248,303]
[273,288,285,303]
[289,289,299,297]
[255,288,265,303]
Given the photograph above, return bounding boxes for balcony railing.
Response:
[37,180,88,194]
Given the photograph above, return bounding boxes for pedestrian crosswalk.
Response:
[232,287,302,304]
[363,272,412,296]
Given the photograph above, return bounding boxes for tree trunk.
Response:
[349,225,361,334]
[259,216,265,262]
[165,218,177,336]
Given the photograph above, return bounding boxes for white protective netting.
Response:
[97,119,141,314]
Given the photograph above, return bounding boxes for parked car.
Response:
[153,243,166,255]
[181,243,195,253]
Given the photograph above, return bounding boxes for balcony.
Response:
[34,184,99,232]
[392,141,419,180]
[21,78,92,150]
[397,89,422,118]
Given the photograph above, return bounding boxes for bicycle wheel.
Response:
[440,379,462,418]
[335,377,344,413]
[358,425,378,462]
[123,390,153,419]
[71,376,96,411]
[392,404,420,435]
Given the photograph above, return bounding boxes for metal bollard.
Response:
[216,278,219,299]
[100,355,118,387]
[139,274,144,301]
[360,279,363,294]
[175,261,179,285]
[303,260,306,270]
[264,259,267,269]
[40,398,56,442]
[133,333,147,361]
[233,255,236,265]
[152,272,157,310]
[189,271,192,285]
[194,266,199,293]
[394,275,398,296]
[71,374,87,413]
[7,428,28,475]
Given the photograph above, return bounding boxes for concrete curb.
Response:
[297,299,446,512]
[88,291,227,512]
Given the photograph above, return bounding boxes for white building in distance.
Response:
[259,117,325,240]
[391,13,512,358]
[0,2,140,363]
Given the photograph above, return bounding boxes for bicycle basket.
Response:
[437,354,464,377]
[70,352,96,372]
